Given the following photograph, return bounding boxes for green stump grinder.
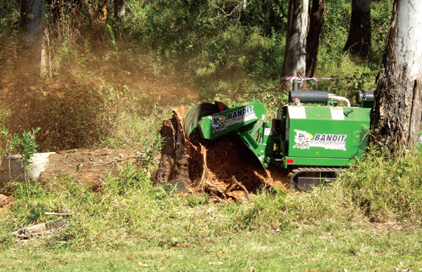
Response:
[177,89,375,191]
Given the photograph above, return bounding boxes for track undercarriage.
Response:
[288,167,347,191]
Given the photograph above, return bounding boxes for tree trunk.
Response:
[280,0,309,90]
[20,0,45,79]
[21,0,45,46]
[114,0,125,18]
[306,0,325,77]
[343,0,371,57]
[370,0,422,152]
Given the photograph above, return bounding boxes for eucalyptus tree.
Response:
[20,0,44,46]
[306,0,325,77]
[20,0,45,78]
[344,0,371,57]
[370,0,422,151]
[281,0,309,88]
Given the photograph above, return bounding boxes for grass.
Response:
[0,222,421,271]
[1,149,422,271]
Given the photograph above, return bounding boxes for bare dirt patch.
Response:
[0,193,12,215]
[1,149,144,192]
[39,149,143,191]
[0,194,12,208]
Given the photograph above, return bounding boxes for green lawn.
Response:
[1,222,421,271]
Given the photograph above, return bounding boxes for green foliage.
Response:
[340,147,422,222]
[1,151,224,250]
[0,0,20,30]
[1,226,422,270]
[368,1,393,68]
[0,125,19,158]
[314,1,391,97]
[230,147,422,231]
[0,1,393,146]
[117,0,391,99]
[345,68,373,91]
[1,126,40,179]
[27,202,47,222]
[320,1,350,59]
[231,184,358,231]
[240,0,288,36]
[122,0,286,97]
[139,135,163,168]
[0,0,393,101]
[17,127,41,167]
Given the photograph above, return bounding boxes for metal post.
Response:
[293,81,298,92]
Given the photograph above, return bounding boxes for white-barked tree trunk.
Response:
[280,0,309,90]
[370,0,422,151]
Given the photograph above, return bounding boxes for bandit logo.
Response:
[293,130,347,151]
[211,105,257,132]
[211,115,226,131]
[292,130,313,149]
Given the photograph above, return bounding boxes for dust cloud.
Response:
[0,33,202,151]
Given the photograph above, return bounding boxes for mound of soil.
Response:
[40,149,143,191]
[0,149,143,192]
[156,107,289,201]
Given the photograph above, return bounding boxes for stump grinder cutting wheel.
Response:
[156,101,273,201]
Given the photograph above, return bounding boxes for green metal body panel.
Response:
[361,100,374,108]
[198,101,266,140]
[238,120,274,167]
[281,106,370,167]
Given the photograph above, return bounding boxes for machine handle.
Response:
[344,109,354,117]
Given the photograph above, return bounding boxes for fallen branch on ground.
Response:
[44,212,72,217]
[11,217,71,239]
[231,175,250,199]
[139,236,213,248]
